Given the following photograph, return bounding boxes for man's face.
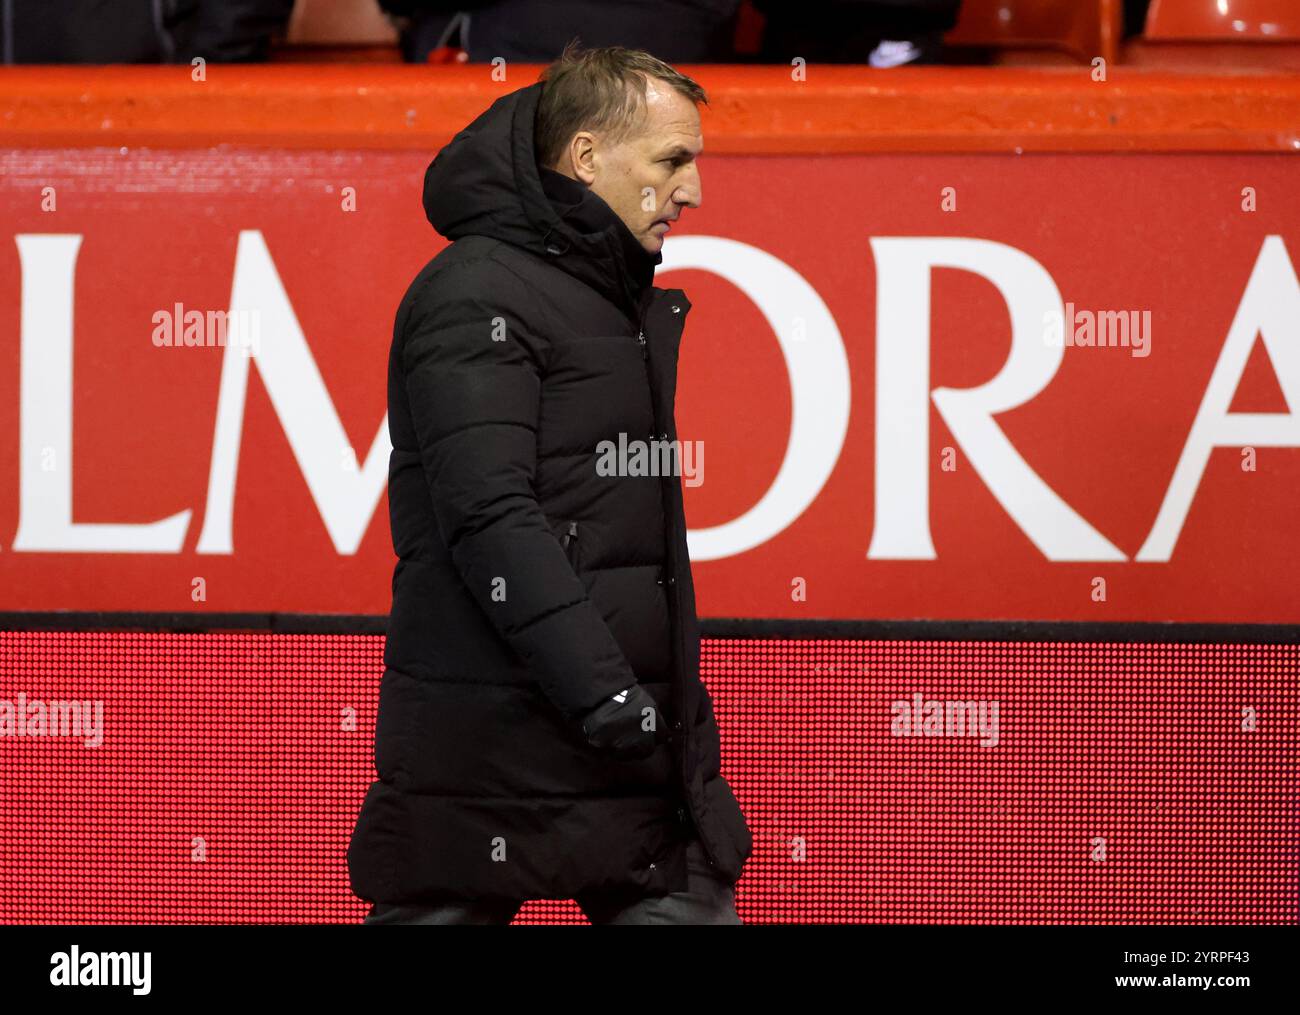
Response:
[560,77,703,254]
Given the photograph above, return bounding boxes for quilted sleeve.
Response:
[401,258,637,718]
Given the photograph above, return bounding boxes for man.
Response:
[348,43,753,924]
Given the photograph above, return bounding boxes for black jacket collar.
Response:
[422,80,660,325]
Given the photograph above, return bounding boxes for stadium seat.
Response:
[286,0,398,45]
[1145,0,1300,42]
[273,0,401,61]
[945,0,1122,65]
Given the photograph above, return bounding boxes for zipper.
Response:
[561,520,579,568]
[635,289,652,359]
[663,536,720,871]
[639,293,720,871]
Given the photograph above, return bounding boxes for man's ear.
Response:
[567,132,598,187]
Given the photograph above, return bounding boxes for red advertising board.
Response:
[1,147,1297,621]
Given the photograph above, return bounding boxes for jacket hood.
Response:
[422,79,661,324]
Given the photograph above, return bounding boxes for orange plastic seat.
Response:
[1145,0,1300,41]
[945,0,1123,64]
[271,0,400,62]
[285,0,398,45]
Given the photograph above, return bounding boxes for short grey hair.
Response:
[535,39,708,170]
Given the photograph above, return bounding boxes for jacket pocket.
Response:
[560,520,580,570]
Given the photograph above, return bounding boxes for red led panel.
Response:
[1,631,1295,924]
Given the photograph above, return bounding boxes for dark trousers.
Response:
[362,838,741,925]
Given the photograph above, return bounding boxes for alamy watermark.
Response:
[1044,302,1151,358]
[890,692,1000,748]
[50,947,150,995]
[0,693,103,747]
[151,302,261,356]
[594,432,703,487]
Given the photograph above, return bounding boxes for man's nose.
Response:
[676,165,702,210]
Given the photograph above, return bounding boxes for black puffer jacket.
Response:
[347,79,753,904]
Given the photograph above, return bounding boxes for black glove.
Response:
[579,684,669,760]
